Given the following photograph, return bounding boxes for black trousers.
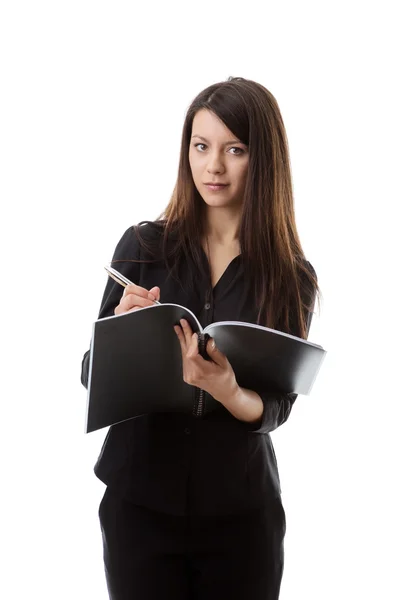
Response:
[98,486,286,600]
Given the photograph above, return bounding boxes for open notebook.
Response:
[85,303,326,433]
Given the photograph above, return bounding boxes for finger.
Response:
[126,306,143,313]
[122,283,155,301]
[126,293,156,309]
[186,332,200,358]
[180,319,194,347]
[149,286,161,301]
[174,325,187,352]
[115,300,145,316]
[118,293,155,314]
[206,338,227,365]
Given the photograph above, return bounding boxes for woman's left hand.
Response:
[174,319,240,404]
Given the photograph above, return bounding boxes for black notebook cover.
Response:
[85,303,326,433]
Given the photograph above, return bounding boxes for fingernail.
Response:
[148,293,156,301]
[211,340,216,350]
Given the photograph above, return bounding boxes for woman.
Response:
[81,76,320,600]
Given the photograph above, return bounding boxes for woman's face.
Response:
[188,109,249,210]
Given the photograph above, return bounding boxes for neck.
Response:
[203,206,241,246]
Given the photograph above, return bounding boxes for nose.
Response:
[207,151,225,175]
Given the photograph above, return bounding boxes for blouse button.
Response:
[204,303,211,310]
[184,428,191,435]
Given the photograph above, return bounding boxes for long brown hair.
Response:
[120,76,321,339]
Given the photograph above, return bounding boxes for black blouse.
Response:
[81,222,316,516]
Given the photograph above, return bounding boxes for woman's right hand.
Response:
[114,284,161,315]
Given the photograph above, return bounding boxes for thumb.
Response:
[206,338,225,364]
[149,286,160,301]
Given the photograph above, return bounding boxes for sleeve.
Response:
[244,261,317,435]
[80,226,142,389]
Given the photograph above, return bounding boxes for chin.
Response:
[204,198,235,207]
[204,193,241,207]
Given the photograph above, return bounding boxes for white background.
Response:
[1,1,399,598]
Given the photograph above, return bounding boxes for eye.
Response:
[229,147,244,155]
[193,143,245,155]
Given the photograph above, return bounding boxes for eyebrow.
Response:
[191,134,246,145]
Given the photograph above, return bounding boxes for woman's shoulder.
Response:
[305,259,317,279]
[116,219,177,261]
[294,257,318,307]
[296,256,317,280]
[115,219,166,247]
[135,219,168,240]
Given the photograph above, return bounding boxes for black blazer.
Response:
[81,222,316,516]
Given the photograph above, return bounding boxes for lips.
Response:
[204,183,229,189]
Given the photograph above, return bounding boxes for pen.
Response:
[104,265,161,305]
